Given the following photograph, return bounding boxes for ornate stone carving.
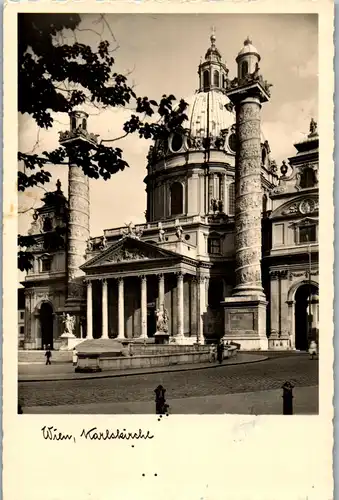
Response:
[282,198,318,216]
[106,248,149,263]
[269,270,289,280]
[121,222,143,239]
[234,99,263,293]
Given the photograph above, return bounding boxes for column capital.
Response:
[175,271,185,280]
[101,278,107,285]
[138,274,147,282]
[197,275,207,284]
[84,278,92,285]
[157,273,164,281]
[117,277,124,284]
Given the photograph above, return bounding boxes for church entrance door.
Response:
[147,306,156,337]
[40,302,54,349]
[294,284,318,351]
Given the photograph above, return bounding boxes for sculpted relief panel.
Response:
[105,248,153,263]
[238,102,261,122]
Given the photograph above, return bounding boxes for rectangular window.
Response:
[42,258,52,272]
[299,225,317,244]
[19,311,24,321]
[208,238,221,255]
[19,326,24,335]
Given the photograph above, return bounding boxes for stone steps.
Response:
[18,350,72,363]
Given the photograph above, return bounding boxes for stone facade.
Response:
[20,35,318,352]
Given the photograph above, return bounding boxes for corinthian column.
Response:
[157,273,165,309]
[233,97,265,297]
[117,278,125,339]
[176,272,184,337]
[140,275,147,339]
[101,279,108,339]
[86,281,93,339]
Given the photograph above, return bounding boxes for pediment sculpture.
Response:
[105,247,150,263]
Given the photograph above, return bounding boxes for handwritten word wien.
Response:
[41,426,154,442]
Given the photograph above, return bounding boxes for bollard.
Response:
[154,384,168,415]
[282,381,294,415]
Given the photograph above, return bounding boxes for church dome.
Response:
[185,90,234,139]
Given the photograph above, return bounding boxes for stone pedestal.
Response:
[154,331,170,344]
[222,296,268,350]
[59,332,83,351]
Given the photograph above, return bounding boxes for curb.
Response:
[19,355,269,383]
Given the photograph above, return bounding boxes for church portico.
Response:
[81,236,205,342]
[84,269,204,342]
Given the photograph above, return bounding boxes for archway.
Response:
[294,283,318,351]
[40,302,54,349]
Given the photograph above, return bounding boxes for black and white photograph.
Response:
[16,12,321,416]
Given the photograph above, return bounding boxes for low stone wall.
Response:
[76,345,238,372]
[127,344,208,356]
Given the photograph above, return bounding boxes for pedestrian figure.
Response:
[217,340,224,364]
[72,348,78,366]
[308,340,318,360]
[45,346,52,365]
[209,344,216,363]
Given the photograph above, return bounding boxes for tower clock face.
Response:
[228,133,237,153]
[171,133,183,152]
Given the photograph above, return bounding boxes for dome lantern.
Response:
[236,36,261,81]
[198,31,229,93]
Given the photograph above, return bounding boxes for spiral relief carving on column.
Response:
[67,165,90,301]
[234,99,264,295]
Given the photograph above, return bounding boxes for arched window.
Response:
[262,194,268,214]
[40,255,52,273]
[241,61,249,79]
[208,237,221,255]
[300,168,316,189]
[43,217,53,232]
[228,182,235,215]
[71,117,76,131]
[203,70,210,91]
[170,182,184,216]
[82,118,87,130]
[213,70,219,87]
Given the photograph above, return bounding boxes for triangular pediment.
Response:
[81,236,182,270]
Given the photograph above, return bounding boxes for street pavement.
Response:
[18,352,318,414]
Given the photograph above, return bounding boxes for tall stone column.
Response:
[157,273,165,309]
[233,97,265,297]
[222,39,271,350]
[140,275,147,339]
[59,111,96,337]
[117,278,125,339]
[86,281,93,339]
[176,272,184,337]
[101,279,108,339]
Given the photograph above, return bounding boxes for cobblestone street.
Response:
[19,353,318,412]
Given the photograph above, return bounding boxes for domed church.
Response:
[21,35,319,352]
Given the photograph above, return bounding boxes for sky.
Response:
[18,13,318,239]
